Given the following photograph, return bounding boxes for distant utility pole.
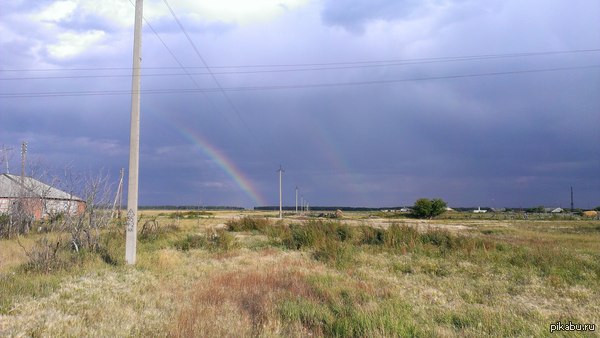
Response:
[111,168,125,219]
[300,195,304,214]
[20,141,27,182]
[0,145,12,173]
[277,165,284,219]
[570,187,574,212]
[295,186,298,214]
[126,0,144,265]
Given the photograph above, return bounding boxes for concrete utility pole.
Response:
[295,186,298,214]
[277,165,284,219]
[126,0,144,265]
[20,141,27,182]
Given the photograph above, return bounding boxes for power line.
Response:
[127,0,239,131]
[0,64,597,98]
[161,0,267,154]
[1,48,598,73]
[3,51,599,81]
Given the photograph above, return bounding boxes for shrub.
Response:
[412,198,447,219]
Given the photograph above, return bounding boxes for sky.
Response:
[1,0,599,209]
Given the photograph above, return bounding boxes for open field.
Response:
[1,210,599,337]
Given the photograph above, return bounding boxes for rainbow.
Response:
[165,120,266,206]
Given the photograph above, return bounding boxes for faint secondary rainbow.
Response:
[167,120,266,206]
[311,122,362,194]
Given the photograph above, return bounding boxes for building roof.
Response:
[0,173,84,201]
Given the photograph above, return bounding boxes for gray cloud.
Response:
[1,0,599,208]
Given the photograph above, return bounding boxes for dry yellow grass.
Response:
[0,268,176,337]
[1,211,599,337]
[0,239,28,273]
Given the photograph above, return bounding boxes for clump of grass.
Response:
[173,234,207,251]
[281,221,357,250]
[312,239,355,269]
[173,229,237,252]
[226,217,270,232]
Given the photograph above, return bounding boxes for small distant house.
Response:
[0,173,85,220]
[473,207,487,213]
[542,207,564,213]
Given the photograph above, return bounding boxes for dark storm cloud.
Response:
[1,0,599,208]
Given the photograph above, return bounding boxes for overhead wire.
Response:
[160,0,268,155]
[126,0,239,131]
[2,47,600,81]
[1,64,597,98]
[1,48,599,73]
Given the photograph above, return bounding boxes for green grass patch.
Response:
[277,273,421,337]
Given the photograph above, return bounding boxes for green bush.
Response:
[412,198,447,218]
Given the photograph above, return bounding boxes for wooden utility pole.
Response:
[1,145,12,173]
[111,168,124,219]
[126,0,144,265]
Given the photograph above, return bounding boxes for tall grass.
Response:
[226,216,270,232]
[3,213,599,337]
[173,229,236,252]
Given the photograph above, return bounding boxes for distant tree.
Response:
[412,198,447,219]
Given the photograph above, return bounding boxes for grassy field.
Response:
[1,210,599,337]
